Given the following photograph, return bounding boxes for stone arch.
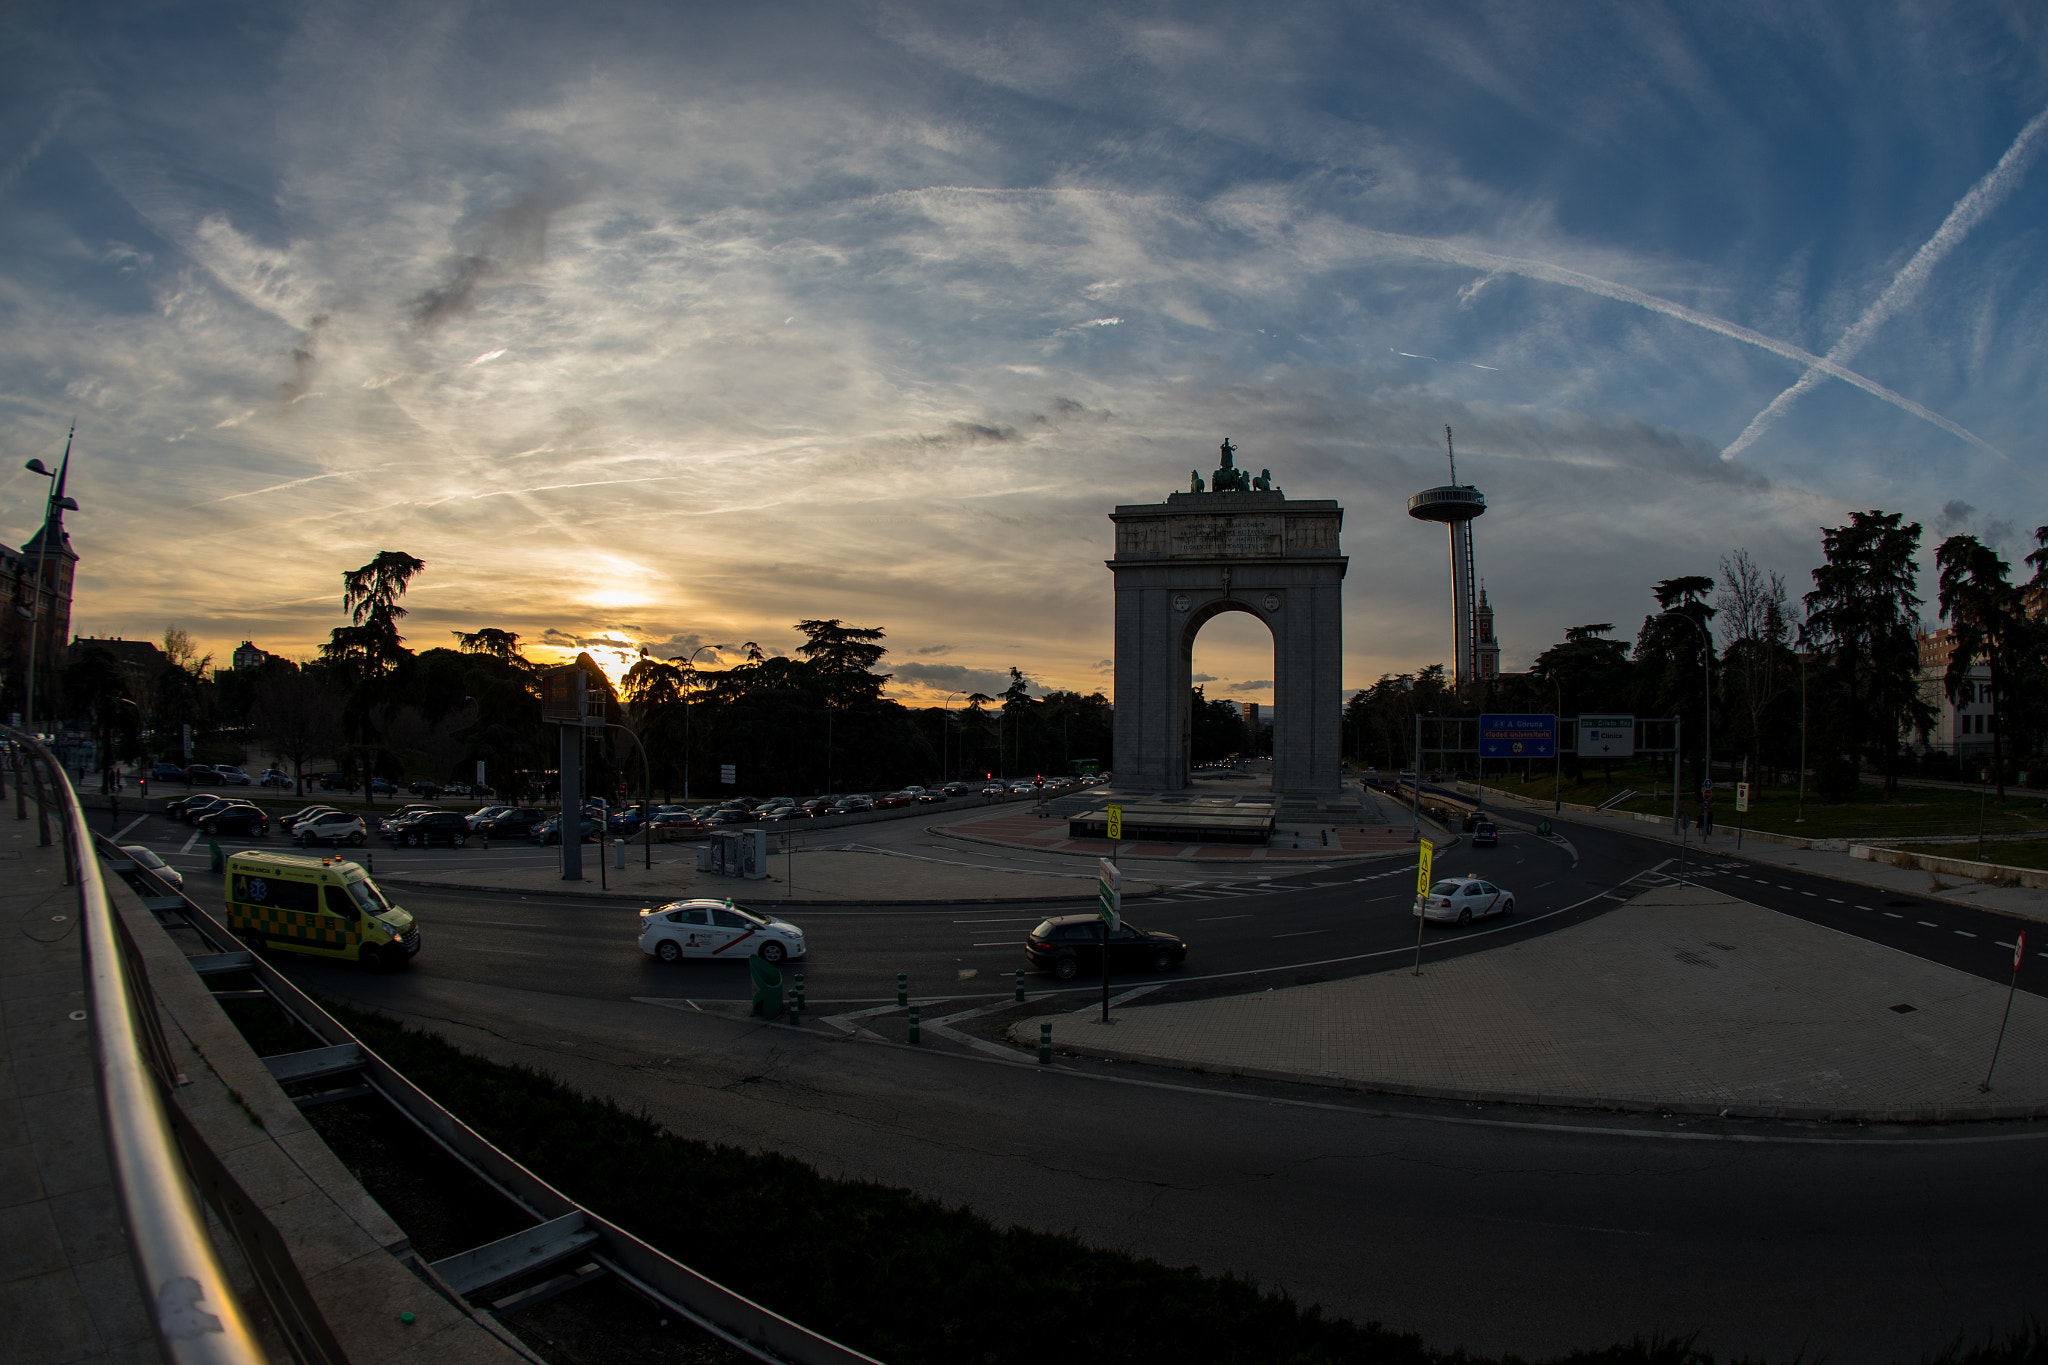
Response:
[1179,599,1273,773]
[1107,486,1346,797]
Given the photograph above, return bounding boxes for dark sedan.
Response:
[184,765,225,786]
[149,762,186,783]
[531,815,601,844]
[167,794,233,825]
[1025,914,1187,980]
[278,804,340,833]
[387,810,470,847]
[475,808,546,838]
[196,803,269,837]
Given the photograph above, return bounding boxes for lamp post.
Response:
[1661,610,1713,830]
[21,445,78,736]
[940,690,963,783]
[676,645,722,803]
[1796,651,1817,823]
[1550,676,1564,813]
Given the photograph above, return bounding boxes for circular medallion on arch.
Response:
[1262,593,1281,612]
[1173,593,1191,612]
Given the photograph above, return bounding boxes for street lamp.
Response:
[21,446,78,735]
[1660,610,1713,831]
[1549,675,1563,814]
[940,690,963,782]
[1796,651,1817,823]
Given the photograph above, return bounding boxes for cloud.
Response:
[1190,672,1216,682]
[892,661,1041,698]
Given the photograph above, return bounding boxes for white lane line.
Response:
[1274,929,1329,938]
[1917,921,1939,928]
[460,920,548,929]
[971,941,1021,947]
[1801,891,1818,898]
[1956,931,1977,938]
[113,815,149,841]
[1827,898,1844,904]
[1197,914,1250,921]
[180,831,198,853]
[1857,906,1876,911]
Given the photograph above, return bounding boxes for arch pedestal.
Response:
[1107,490,1347,797]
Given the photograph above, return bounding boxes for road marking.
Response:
[1857,906,1875,911]
[1198,914,1250,921]
[950,917,1041,923]
[1955,931,1977,938]
[180,831,198,853]
[462,920,546,929]
[1274,929,1329,938]
[1801,891,1817,898]
[114,815,149,841]
[971,942,1020,947]
[1884,912,1903,918]
[1917,921,1938,928]
[1827,898,1843,904]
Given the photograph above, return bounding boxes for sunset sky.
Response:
[4,2,2045,706]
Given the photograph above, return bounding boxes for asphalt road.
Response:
[119,804,2048,1360]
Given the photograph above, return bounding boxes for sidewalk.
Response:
[940,794,1424,864]
[1481,788,2048,923]
[0,821,156,1361]
[1022,884,2048,1121]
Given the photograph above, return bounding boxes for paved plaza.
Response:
[1026,884,2048,1120]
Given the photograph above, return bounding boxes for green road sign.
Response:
[1097,856,1121,931]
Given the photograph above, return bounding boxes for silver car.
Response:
[296,811,368,847]
[119,845,184,893]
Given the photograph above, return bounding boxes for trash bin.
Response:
[749,953,783,1019]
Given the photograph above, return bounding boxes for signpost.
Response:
[1478,714,1556,759]
[1105,803,1123,841]
[720,764,737,786]
[1735,782,1750,813]
[1097,857,1122,1022]
[1576,716,1635,757]
[1412,838,1434,976]
[1982,929,2026,1092]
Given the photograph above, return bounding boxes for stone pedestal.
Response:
[1107,490,1347,798]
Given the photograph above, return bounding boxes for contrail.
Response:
[1721,106,2048,460]
[1343,225,2007,462]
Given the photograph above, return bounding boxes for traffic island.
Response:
[1016,884,2048,1122]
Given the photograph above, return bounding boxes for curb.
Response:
[370,874,1154,908]
[1031,1035,2048,1125]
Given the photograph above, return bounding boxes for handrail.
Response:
[10,729,269,1364]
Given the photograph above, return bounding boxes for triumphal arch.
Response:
[1107,441,1347,798]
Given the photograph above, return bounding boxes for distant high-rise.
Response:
[1473,586,1500,682]
[1406,426,1486,691]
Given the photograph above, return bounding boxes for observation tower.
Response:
[1406,426,1487,692]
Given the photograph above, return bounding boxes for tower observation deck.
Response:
[1407,428,1487,692]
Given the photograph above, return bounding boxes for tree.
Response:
[1801,512,1931,797]
[63,646,139,783]
[795,620,889,708]
[1633,577,1717,791]
[1188,686,1244,766]
[252,663,343,797]
[1936,535,2031,800]
[320,551,427,801]
[1717,551,1796,787]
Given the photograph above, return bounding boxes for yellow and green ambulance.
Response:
[225,850,421,969]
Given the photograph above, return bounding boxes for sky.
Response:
[3,1,2046,707]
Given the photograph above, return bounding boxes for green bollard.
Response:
[208,837,223,874]
[1038,1022,1052,1065]
[1014,968,1025,1003]
[908,1003,920,1045]
[897,972,907,1008]
[790,993,802,1027]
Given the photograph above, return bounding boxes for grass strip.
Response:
[324,1001,2042,1365]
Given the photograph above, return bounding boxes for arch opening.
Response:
[1183,603,1275,773]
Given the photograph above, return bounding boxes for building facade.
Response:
[1473,585,1501,682]
[1914,628,1997,758]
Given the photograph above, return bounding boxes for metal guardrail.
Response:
[9,729,278,1364]
[103,817,887,1365]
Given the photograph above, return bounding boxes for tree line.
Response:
[1344,513,2048,805]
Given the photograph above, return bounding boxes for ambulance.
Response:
[224,850,422,969]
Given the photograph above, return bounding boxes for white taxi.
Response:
[1413,876,1516,926]
[638,899,806,965]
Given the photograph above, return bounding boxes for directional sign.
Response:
[1096,857,1121,932]
[1479,714,1556,759]
[1416,839,1434,897]
[1577,716,1635,757]
[1105,803,1123,841]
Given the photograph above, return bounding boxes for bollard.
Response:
[908,1004,920,1045]
[897,972,907,1008]
[1015,968,1025,1003]
[790,993,802,1027]
[208,837,223,874]
[482,833,489,850]
[1038,1022,1052,1065]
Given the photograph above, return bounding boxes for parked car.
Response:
[649,809,710,840]
[316,773,359,793]
[197,803,268,837]
[799,798,834,815]
[149,762,187,783]
[831,795,873,813]
[295,811,368,847]
[214,766,253,786]
[442,782,474,798]
[258,769,294,788]
[942,782,971,795]
[119,844,184,892]
[916,789,948,803]
[368,777,396,795]
[376,804,438,836]
[387,810,471,847]
[872,792,914,810]
[408,780,443,798]
[185,765,225,786]
[638,899,805,965]
[278,805,341,833]
[1025,914,1186,980]
[167,794,233,825]
[531,815,601,845]
[1413,876,1514,926]
[705,807,754,825]
[475,808,546,839]
[465,805,513,828]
